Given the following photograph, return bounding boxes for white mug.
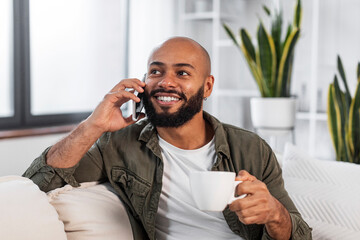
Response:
[189,171,247,211]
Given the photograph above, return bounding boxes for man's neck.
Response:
[156,111,214,150]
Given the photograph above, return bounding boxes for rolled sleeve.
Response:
[289,213,312,239]
[261,227,275,240]
[23,146,80,192]
[260,213,312,240]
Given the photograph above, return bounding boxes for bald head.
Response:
[148,37,211,77]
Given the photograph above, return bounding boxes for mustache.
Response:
[149,89,187,101]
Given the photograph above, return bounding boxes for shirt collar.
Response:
[138,111,231,160]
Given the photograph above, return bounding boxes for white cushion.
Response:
[282,143,360,240]
[47,181,133,240]
[0,176,67,240]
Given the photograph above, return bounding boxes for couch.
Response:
[0,144,359,240]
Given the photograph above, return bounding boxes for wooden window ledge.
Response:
[0,124,76,139]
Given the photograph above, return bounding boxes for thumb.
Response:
[235,170,257,182]
[124,113,146,127]
[124,115,137,127]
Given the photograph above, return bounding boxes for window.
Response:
[0,0,14,118]
[0,0,129,130]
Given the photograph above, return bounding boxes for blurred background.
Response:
[1,0,359,175]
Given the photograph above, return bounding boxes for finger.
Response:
[108,89,140,102]
[102,91,138,110]
[110,78,146,93]
[107,90,141,104]
[129,112,146,123]
[235,170,257,182]
[240,204,271,225]
[238,214,263,225]
[236,179,266,198]
[234,172,258,198]
[123,115,137,127]
[229,196,264,212]
[231,203,264,225]
[124,112,146,126]
[233,204,263,218]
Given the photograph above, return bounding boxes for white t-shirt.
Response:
[155,136,243,240]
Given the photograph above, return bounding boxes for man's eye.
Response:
[178,71,189,76]
[150,70,161,75]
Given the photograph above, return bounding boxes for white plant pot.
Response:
[250,97,297,129]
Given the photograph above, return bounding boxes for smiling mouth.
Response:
[156,96,180,102]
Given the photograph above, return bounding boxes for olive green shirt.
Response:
[23,112,312,240]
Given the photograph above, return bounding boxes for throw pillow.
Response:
[0,176,67,240]
[282,143,360,240]
[47,181,133,240]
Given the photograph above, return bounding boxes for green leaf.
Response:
[277,28,300,97]
[263,5,271,16]
[240,29,256,63]
[254,50,267,97]
[328,84,340,157]
[240,44,265,96]
[282,24,292,53]
[271,9,283,68]
[348,82,360,162]
[337,55,352,107]
[357,62,360,82]
[333,76,350,162]
[293,0,302,28]
[345,127,353,163]
[223,23,240,49]
[257,22,277,97]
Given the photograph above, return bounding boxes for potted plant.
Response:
[223,0,302,130]
[327,55,360,164]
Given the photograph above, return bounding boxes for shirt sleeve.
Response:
[22,139,106,193]
[261,213,312,240]
[261,143,312,240]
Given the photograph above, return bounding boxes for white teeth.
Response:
[157,96,180,102]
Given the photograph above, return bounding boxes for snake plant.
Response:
[223,0,301,97]
[328,55,360,164]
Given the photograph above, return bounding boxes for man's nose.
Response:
[158,74,177,88]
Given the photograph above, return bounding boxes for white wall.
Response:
[128,0,177,78]
[0,133,67,177]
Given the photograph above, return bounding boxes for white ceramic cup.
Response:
[189,171,247,211]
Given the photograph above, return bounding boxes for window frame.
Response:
[0,0,129,131]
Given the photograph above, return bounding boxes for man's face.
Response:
[143,84,204,127]
[143,39,210,128]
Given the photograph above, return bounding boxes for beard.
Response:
[143,86,204,128]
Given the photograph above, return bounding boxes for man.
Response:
[24,37,311,240]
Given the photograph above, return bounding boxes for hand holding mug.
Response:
[229,170,288,225]
[229,170,292,240]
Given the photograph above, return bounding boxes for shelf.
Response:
[181,12,239,21]
[296,112,327,121]
[181,12,214,20]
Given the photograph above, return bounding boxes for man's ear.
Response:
[203,75,214,99]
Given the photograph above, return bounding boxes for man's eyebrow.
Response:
[149,61,195,70]
[173,63,195,69]
[149,61,165,67]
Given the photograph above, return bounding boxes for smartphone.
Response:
[132,75,146,121]
[132,91,144,121]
